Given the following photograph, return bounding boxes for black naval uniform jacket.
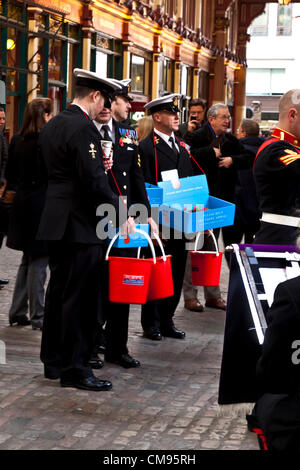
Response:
[139,131,194,185]
[188,122,252,201]
[105,120,150,213]
[253,130,300,244]
[37,105,120,244]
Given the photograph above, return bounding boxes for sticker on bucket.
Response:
[122,275,144,286]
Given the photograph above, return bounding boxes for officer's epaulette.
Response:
[272,127,300,149]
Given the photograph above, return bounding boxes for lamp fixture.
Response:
[6,38,15,51]
[278,0,291,5]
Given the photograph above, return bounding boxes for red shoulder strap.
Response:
[254,137,279,165]
[175,137,205,175]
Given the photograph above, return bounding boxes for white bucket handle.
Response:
[137,231,167,262]
[105,228,157,264]
[194,230,219,256]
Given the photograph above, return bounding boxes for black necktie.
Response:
[169,136,178,155]
[101,125,112,141]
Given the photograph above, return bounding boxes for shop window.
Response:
[48,39,63,81]
[248,5,269,37]
[69,24,79,40]
[91,34,122,81]
[159,58,174,95]
[7,0,23,22]
[36,37,45,95]
[67,42,79,100]
[96,51,108,78]
[6,27,21,92]
[180,64,192,97]
[198,70,209,103]
[277,4,292,36]
[131,55,145,93]
[66,24,81,102]
[48,86,64,116]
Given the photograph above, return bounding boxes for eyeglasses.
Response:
[216,114,231,121]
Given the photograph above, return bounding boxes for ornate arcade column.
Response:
[27,8,41,101]
[211,15,229,104]
[81,2,94,70]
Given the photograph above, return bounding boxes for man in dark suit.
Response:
[93,79,157,367]
[235,118,263,244]
[189,103,252,261]
[38,69,135,391]
[139,93,194,341]
[176,98,206,142]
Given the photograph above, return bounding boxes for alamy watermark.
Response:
[95,198,206,250]
[291,340,300,365]
[0,340,6,364]
[292,90,300,106]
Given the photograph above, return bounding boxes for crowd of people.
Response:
[1,69,300,449]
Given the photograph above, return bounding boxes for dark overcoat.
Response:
[6,133,48,254]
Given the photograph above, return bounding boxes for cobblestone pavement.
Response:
[0,244,258,451]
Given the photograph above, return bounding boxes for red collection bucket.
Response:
[106,228,156,304]
[146,232,174,301]
[190,230,223,286]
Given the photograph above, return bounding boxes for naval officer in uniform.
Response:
[139,94,194,341]
[93,79,158,367]
[38,69,134,391]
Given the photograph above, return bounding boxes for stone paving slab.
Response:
[0,244,259,451]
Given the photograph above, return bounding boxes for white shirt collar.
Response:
[154,128,179,151]
[154,128,176,144]
[93,118,113,132]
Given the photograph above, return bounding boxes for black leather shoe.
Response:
[88,355,104,369]
[61,375,112,391]
[44,366,60,380]
[161,326,185,339]
[105,353,141,369]
[32,321,43,331]
[143,328,162,341]
[0,279,9,285]
[9,316,31,326]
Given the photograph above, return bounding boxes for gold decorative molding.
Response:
[215,16,230,32]
[238,31,251,45]
[26,0,71,15]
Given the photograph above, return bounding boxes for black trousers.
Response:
[222,224,259,266]
[141,236,188,332]
[104,247,137,358]
[40,241,106,380]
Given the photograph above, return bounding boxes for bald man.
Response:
[254,89,300,245]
